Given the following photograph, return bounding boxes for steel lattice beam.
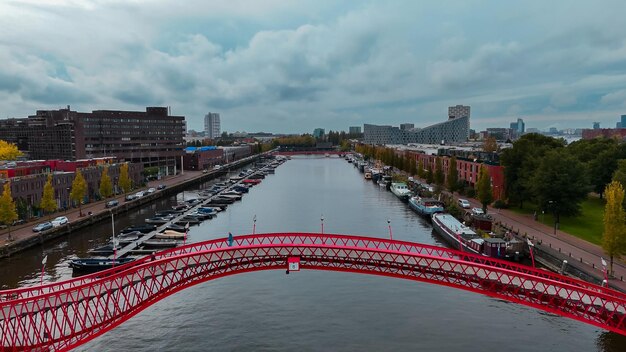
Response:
[0,233,625,351]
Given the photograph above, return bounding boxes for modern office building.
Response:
[204,112,221,139]
[313,128,325,138]
[363,106,470,145]
[621,115,626,128]
[349,126,361,135]
[448,105,471,119]
[400,123,414,130]
[593,122,600,129]
[0,106,185,175]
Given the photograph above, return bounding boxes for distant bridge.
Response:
[1,233,625,351]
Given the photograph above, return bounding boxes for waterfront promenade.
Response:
[463,197,626,292]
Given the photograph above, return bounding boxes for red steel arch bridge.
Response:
[1,233,625,351]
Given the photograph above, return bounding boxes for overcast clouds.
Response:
[1,0,626,133]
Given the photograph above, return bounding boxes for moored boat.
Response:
[431,213,482,254]
[121,224,157,234]
[142,239,179,249]
[390,182,411,201]
[145,217,170,225]
[69,257,135,274]
[408,196,444,217]
[155,231,187,239]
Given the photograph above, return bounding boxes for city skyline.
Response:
[1,1,626,133]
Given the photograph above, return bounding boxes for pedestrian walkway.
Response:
[464,197,626,292]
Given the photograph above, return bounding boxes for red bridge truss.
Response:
[1,233,625,351]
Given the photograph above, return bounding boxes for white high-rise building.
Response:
[204,112,221,139]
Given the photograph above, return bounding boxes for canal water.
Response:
[1,157,624,351]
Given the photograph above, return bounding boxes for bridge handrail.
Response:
[1,233,624,302]
[3,241,625,308]
[2,239,625,350]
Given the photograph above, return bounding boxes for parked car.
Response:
[11,219,25,226]
[52,216,69,227]
[146,187,156,194]
[157,184,166,190]
[471,207,485,215]
[32,222,53,232]
[135,191,145,198]
[125,194,136,201]
[106,200,119,208]
[458,199,471,209]
[213,165,222,170]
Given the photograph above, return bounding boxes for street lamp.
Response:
[548,200,558,235]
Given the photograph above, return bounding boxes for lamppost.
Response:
[548,200,558,235]
[66,188,71,212]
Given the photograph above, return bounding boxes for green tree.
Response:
[500,133,565,208]
[425,163,434,184]
[569,138,620,199]
[476,165,493,213]
[447,156,459,193]
[602,181,626,276]
[434,157,444,189]
[409,156,417,176]
[0,182,18,240]
[119,163,132,194]
[99,166,113,198]
[70,170,87,217]
[417,158,424,178]
[531,149,589,225]
[612,159,626,190]
[40,174,57,218]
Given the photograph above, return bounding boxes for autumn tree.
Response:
[40,174,57,218]
[119,163,132,194]
[602,181,626,276]
[0,140,23,160]
[476,165,493,213]
[409,156,417,176]
[425,163,434,184]
[447,156,459,193]
[0,182,18,241]
[70,170,87,217]
[99,166,113,198]
[483,136,498,153]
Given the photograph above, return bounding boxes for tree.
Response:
[500,133,565,208]
[40,174,57,218]
[483,136,498,153]
[99,166,113,198]
[409,157,417,176]
[425,163,434,184]
[612,159,626,190]
[476,165,493,213]
[417,158,424,178]
[434,157,444,189]
[70,170,87,217]
[119,163,132,194]
[447,156,459,193]
[0,140,23,160]
[569,138,620,199]
[0,182,18,240]
[602,181,626,276]
[531,149,589,224]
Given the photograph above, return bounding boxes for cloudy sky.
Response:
[1,0,626,133]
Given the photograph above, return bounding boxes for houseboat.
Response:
[431,213,509,259]
[408,196,444,217]
[390,182,411,201]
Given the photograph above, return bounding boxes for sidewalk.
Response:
[463,197,626,292]
[0,170,203,248]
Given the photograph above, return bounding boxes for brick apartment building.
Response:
[407,151,505,199]
[0,158,142,218]
[0,106,185,176]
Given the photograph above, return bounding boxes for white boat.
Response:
[390,182,411,201]
[408,196,444,217]
[154,231,187,240]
